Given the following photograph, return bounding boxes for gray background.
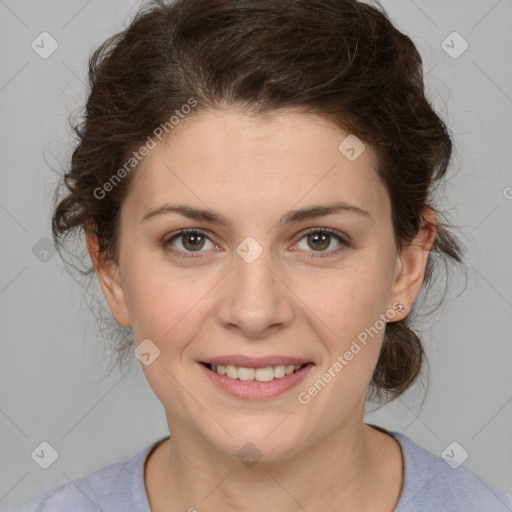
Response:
[1,0,511,509]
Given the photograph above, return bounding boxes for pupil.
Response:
[309,233,329,251]
[184,233,204,250]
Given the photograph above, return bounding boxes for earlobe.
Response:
[389,208,437,317]
[85,229,132,328]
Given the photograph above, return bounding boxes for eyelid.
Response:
[294,227,348,244]
[291,227,349,258]
[163,227,349,258]
[163,228,216,258]
[163,227,212,244]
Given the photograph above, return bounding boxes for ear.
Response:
[85,227,132,328]
[388,208,436,319]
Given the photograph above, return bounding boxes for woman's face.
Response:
[93,109,429,461]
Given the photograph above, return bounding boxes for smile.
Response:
[203,362,305,381]
[199,361,315,400]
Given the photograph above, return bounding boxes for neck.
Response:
[145,413,403,512]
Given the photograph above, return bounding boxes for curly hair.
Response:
[51,0,466,403]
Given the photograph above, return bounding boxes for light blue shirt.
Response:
[10,429,512,511]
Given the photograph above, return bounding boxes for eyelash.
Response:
[162,227,349,260]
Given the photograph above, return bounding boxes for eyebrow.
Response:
[141,201,370,227]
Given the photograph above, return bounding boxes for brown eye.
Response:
[178,232,206,251]
[164,229,216,258]
[294,228,348,258]
[306,232,331,251]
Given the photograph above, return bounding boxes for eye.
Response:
[163,227,349,259]
[293,228,348,258]
[163,229,217,258]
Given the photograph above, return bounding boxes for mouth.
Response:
[200,361,310,381]
[198,360,315,400]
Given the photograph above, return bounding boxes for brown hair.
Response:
[52,0,466,403]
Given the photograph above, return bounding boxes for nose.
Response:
[215,244,294,339]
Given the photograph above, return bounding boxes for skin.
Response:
[86,109,436,512]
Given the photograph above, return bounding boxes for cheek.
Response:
[298,287,387,416]
[125,260,214,347]
[299,254,392,335]
[126,267,210,414]
[294,254,391,390]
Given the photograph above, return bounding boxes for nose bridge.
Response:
[216,236,293,337]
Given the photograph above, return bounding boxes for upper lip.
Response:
[201,355,313,368]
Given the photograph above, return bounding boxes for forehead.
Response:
[123,109,389,224]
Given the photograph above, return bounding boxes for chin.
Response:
[205,425,308,464]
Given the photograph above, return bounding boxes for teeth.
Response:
[238,367,256,381]
[226,364,238,379]
[208,363,305,381]
[274,365,286,378]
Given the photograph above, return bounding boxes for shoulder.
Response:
[10,440,158,512]
[391,431,512,512]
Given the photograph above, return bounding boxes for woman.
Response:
[13,0,512,510]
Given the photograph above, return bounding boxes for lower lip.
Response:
[199,362,315,400]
